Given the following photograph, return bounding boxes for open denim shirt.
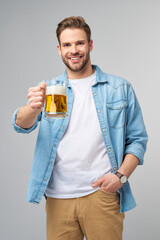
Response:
[12,65,148,212]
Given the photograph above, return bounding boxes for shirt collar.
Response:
[54,65,108,87]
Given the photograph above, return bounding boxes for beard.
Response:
[61,50,90,72]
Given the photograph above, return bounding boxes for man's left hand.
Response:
[92,174,123,193]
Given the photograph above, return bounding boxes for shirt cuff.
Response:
[124,143,145,165]
[12,107,39,134]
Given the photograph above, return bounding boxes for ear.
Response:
[89,39,93,52]
[57,44,61,56]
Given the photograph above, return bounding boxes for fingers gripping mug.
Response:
[44,80,67,119]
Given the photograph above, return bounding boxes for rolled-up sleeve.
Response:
[124,85,148,165]
[12,107,42,134]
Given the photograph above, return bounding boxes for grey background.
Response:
[1,0,159,239]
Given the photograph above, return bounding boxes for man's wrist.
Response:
[115,171,128,184]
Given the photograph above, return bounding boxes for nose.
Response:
[70,44,78,54]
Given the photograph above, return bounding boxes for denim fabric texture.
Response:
[12,65,148,212]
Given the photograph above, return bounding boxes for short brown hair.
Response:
[56,16,91,44]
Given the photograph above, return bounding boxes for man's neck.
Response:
[66,63,94,80]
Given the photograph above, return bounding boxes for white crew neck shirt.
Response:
[45,72,112,198]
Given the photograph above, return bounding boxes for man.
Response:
[12,16,148,240]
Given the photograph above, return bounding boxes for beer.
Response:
[44,84,67,118]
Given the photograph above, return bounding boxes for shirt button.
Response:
[117,105,121,108]
[54,144,56,147]
[103,129,106,132]
[98,110,100,113]
[94,93,97,96]
[44,179,47,181]
[114,167,117,171]
[50,161,53,164]
[108,148,111,152]
[62,126,64,129]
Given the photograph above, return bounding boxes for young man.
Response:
[12,16,148,240]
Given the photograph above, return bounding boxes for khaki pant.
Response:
[45,189,125,240]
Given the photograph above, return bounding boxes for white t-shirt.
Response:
[45,72,112,198]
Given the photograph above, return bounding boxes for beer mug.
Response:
[44,80,67,118]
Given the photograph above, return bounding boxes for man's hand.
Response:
[28,82,46,111]
[15,82,47,129]
[92,174,123,193]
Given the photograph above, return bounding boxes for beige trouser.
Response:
[45,189,125,240]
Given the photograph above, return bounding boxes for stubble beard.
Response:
[61,50,90,73]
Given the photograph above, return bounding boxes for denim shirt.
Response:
[12,65,148,212]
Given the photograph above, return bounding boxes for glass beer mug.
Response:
[44,80,67,119]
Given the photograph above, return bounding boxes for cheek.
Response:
[84,46,90,54]
[62,50,69,57]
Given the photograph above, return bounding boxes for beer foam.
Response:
[46,85,66,95]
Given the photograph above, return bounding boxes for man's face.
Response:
[57,28,93,73]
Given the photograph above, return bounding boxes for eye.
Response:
[63,43,70,47]
[77,41,84,45]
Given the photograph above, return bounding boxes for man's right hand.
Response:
[15,82,47,129]
[27,82,47,111]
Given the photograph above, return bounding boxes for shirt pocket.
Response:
[42,116,56,124]
[106,100,127,128]
[41,110,56,124]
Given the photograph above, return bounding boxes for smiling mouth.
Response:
[69,56,82,62]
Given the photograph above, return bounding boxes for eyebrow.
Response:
[61,42,70,45]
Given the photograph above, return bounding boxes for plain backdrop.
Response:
[1,0,160,239]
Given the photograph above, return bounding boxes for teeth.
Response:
[71,57,80,60]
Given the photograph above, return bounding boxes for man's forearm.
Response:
[16,104,41,129]
[118,153,140,179]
